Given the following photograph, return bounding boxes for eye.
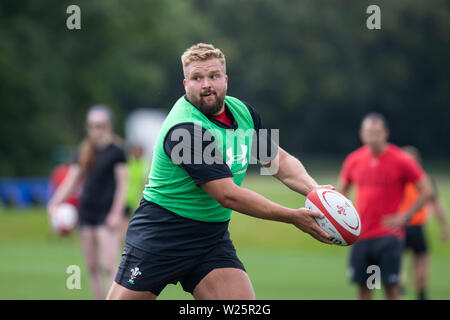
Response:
[211,74,219,80]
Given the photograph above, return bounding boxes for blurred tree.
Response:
[0,0,214,175]
[0,0,448,176]
[189,0,450,157]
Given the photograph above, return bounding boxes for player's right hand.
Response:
[291,208,333,244]
[47,202,58,217]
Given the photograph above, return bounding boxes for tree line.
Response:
[0,0,448,176]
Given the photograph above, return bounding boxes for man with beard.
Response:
[107,43,333,300]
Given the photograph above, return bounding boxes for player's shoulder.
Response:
[163,122,209,148]
[387,144,415,162]
[225,95,244,103]
[165,122,201,136]
[225,95,252,109]
[109,142,125,153]
[107,142,126,160]
[386,143,403,155]
[345,145,369,162]
[226,95,262,127]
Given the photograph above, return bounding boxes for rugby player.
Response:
[107,43,333,300]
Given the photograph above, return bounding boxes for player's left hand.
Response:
[383,213,408,229]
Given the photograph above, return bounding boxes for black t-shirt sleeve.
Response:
[164,123,233,185]
[112,145,127,164]
[242,101,279,163]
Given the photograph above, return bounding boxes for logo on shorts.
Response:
[127,267,142,285]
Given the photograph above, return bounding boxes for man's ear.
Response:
[183,78,187,88]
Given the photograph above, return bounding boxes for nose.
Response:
[201,77,212,89]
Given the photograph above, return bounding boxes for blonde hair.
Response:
[181,43,226,77]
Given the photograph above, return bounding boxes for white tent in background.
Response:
[125,109,167,161]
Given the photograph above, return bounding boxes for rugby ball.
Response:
[51,203,78,235]
[305,188,361,246]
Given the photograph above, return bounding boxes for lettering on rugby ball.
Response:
[305,188,361,246]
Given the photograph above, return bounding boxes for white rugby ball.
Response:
[305,188,361,246]
[51,203,78,235]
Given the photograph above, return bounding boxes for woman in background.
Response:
[47,105,128,299]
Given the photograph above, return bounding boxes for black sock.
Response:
[418,290,427,300]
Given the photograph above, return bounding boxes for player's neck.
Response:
[369,143,388,156]
[211,104,225,116]
[94,134,113,149]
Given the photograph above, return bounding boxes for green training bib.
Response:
[143,96,254,222]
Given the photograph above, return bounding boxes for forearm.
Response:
[48,166,80,207]
[223,186,296,224]
[109,164,128,215]
[201,177,332,244]
[109,179,127,215]
[404,177,434,222]
[433,200,449,226]
[272,150,318,196]
[404,194,432,222]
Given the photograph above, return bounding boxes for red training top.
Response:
[211,107,232,127]
[339,144,424,240]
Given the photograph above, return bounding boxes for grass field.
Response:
[1,171,449,300]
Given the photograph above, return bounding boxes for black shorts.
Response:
[349,236,403,286]
[114,237,246,296]
[404,225,428,254]
[78,208,108,227]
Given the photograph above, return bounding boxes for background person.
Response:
[337,113,434,300]
[398,145,449,300]
[47,105,128,299]
[123,144,149,240]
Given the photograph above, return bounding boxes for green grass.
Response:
[1,172,450,300]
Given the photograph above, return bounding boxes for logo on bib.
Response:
[226,145,247,169]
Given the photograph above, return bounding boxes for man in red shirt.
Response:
[337,113,433,300]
